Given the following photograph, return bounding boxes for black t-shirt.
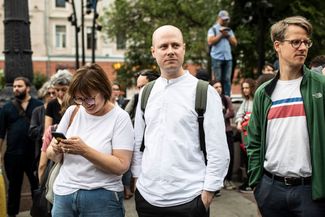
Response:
[45,98,62,125]
[0,98,43,155]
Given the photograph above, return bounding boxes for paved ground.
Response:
[17,189,258,217]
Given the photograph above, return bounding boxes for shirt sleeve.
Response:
[131,90,145,177]
[111,111,134,151]
[203,86,230,191]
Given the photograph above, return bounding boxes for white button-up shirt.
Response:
[131,71,229,207]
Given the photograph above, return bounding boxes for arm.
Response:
[203,87,230,207]
[207,33,224,46]
[38,151,48,182]
[44,115,53,134]
[247,92,263,188]
[59,111,135,176]
[228,35,237,47]
[131,90,145,179]
[28,107,42,139]
[62,138,133,175]
[46,138,63,163]
[224,96,235,119]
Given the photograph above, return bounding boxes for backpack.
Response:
[140,79,209,165]
[208,27,217,56]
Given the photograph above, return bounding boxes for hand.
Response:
[237,122,243,132]
[59,136,87,155]
[201,190,214,210]
[51,138,64,154]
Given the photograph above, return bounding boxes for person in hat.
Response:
[207,10,237,96]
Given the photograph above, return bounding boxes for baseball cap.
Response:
[218,10,230,20]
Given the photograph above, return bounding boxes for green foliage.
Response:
[100,0,223,86]
[101,0,325,85]
[33,72,47,90]
[0,69,4,90]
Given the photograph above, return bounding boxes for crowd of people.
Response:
[0,12,325,217]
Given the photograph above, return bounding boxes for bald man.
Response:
[131,25,229,217]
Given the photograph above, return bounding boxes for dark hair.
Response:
[196,68,210,81]
[68,64,112,102]
[14,76,31,87]
[210,80,228,110]
[137,69,160,82]
[309,55,325,68]
[262,63,274,71]
[241,78,256,99]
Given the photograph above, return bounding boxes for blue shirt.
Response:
[208,23,235,60]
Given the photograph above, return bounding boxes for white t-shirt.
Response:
[132,72,229,207]
[265,77,312,177]
[53,105,134,195]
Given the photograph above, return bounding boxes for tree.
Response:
[232,0,325,78]
[100,0,228,87]
[101,0,325,87]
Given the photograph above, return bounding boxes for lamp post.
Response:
[66,0,80,69]
[81,0,86,66]
[91,0,98,63]
[0,0,34,107]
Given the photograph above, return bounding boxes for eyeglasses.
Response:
[282,39,313,49]
[73,95,97,105]
[47,91,56,96]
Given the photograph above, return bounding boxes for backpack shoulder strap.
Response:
[141,80,156,113]
[195,80,209,165]
[140,80,156,152]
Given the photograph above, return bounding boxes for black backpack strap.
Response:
[140,80,156,152]
[195,80,209,165]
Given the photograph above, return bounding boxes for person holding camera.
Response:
[207,10,237,96]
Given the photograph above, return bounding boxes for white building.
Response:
[0,0,125,80]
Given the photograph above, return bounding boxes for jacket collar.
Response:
[265,65,310,96]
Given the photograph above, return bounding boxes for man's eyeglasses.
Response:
[73,95,97,105]
[282,39,313,49]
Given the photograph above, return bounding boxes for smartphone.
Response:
[219,27,231,32]
[51,132,67,141]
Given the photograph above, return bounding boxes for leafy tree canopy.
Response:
[100,0,325,87]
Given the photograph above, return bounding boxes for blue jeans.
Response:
[52,188,125,217]
[254,174,325,217]
[211,59,233,96]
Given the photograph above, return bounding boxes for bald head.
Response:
[152,25,184,46]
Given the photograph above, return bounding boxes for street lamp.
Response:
[66,0,80,69]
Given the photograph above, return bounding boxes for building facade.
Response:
[0,0,125,81]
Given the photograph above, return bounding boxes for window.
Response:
[86,27,97,50]
[116,32,126,50]
[55,25,66,48]
[55,0,66,8]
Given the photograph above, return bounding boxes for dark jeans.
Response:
[254,174,325,217]
[4,153,39,215]
[135,190,209,217]
[211,59,233,96]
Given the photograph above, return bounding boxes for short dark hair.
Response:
[309,55,325,68]
[137,69,160,82]
[14,76,31,87]
[196,68,210,81]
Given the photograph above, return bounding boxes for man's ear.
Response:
[151,46,155,58]
[274,41,280,53]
